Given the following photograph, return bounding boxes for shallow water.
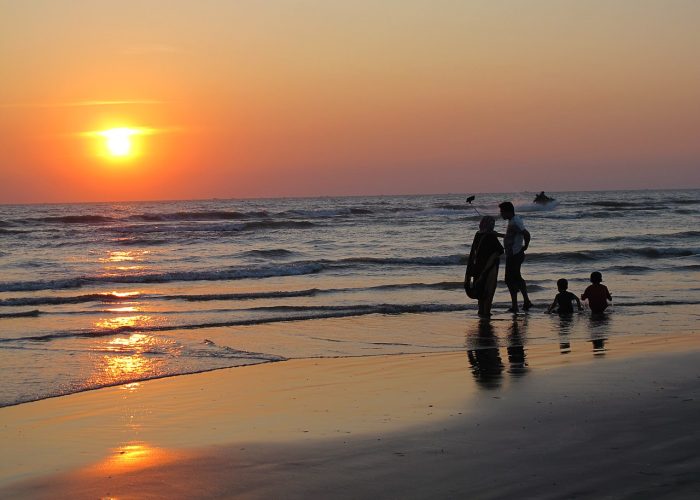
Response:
[1,190,699,405]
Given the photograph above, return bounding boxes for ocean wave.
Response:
[0,262,326,292]
[242,220,315,231]
[25,215,116,224]
[128,210,269,222]
[279,207,375,218]
[670,198,700,206]
[587,201,643,208]
[602,265,653,274]
[340,255,466,266]
[1,302,472,343]
[616,299,700,307]
[106,220,316,234]
[242,248,296,258]
[515,201,560,212]
[0,255,467,291]
[114,237,171,246]
[0,309,41,318]
[2,243,695,292]
[598,231,700,244]
[0,281,464,307]
[434,203,474,211]
[0,292,140,307]
[527,247,697,263]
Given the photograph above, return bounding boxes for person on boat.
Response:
[534,191,550,204]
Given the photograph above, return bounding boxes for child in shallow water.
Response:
[547,278,582,314]
[581,271,612,314]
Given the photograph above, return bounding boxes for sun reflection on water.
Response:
[109,291,142,299]
[100,250,150,275]
[100,250,150,263]
[106,306,141,313]
[95,315,152,330]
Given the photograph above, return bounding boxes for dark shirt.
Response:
[553,291,578,314]
[467,232,504,278]
[581,284,612,313]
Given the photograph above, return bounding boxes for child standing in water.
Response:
[581,271,612,314]
[547,278,583,314]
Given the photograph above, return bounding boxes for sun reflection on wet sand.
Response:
[122,382,142,392]
[87,442,184,476]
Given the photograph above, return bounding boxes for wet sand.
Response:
[1,333,699,499]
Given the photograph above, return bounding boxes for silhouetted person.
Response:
[581,271,612,314]
[498,201,532,313]
[547,278,583,314]
[465,216,504,317]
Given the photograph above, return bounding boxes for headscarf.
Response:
[478,215,495,233]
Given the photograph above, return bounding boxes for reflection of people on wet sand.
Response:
[466,319,503,388]
[581,271,612,314]
[552,312,610,355]
[547,278,583,315]
[466,317,529,387]
[498,202,532,313]
[506,315,528,375]
[589,313,610,355]
[464,216,504,317]
[555,313,575,354]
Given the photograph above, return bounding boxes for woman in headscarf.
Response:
[464,215,504,317]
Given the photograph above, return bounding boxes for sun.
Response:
[82,124,163,162]
[100,128,137,157]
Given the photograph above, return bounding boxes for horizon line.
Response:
[1,186,698,207]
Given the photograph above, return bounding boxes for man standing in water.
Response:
[499,201,533,313]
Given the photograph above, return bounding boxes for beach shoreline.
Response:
[2,330,699,498]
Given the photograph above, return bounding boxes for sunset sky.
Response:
[1,0,699,203]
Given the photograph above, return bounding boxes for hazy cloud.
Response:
[0,100,165,109]
[121,44,189,55]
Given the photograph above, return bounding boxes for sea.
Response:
[1,190,699,406]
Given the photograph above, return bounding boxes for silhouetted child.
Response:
[581,271,612,314]
[547,278,582,314]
